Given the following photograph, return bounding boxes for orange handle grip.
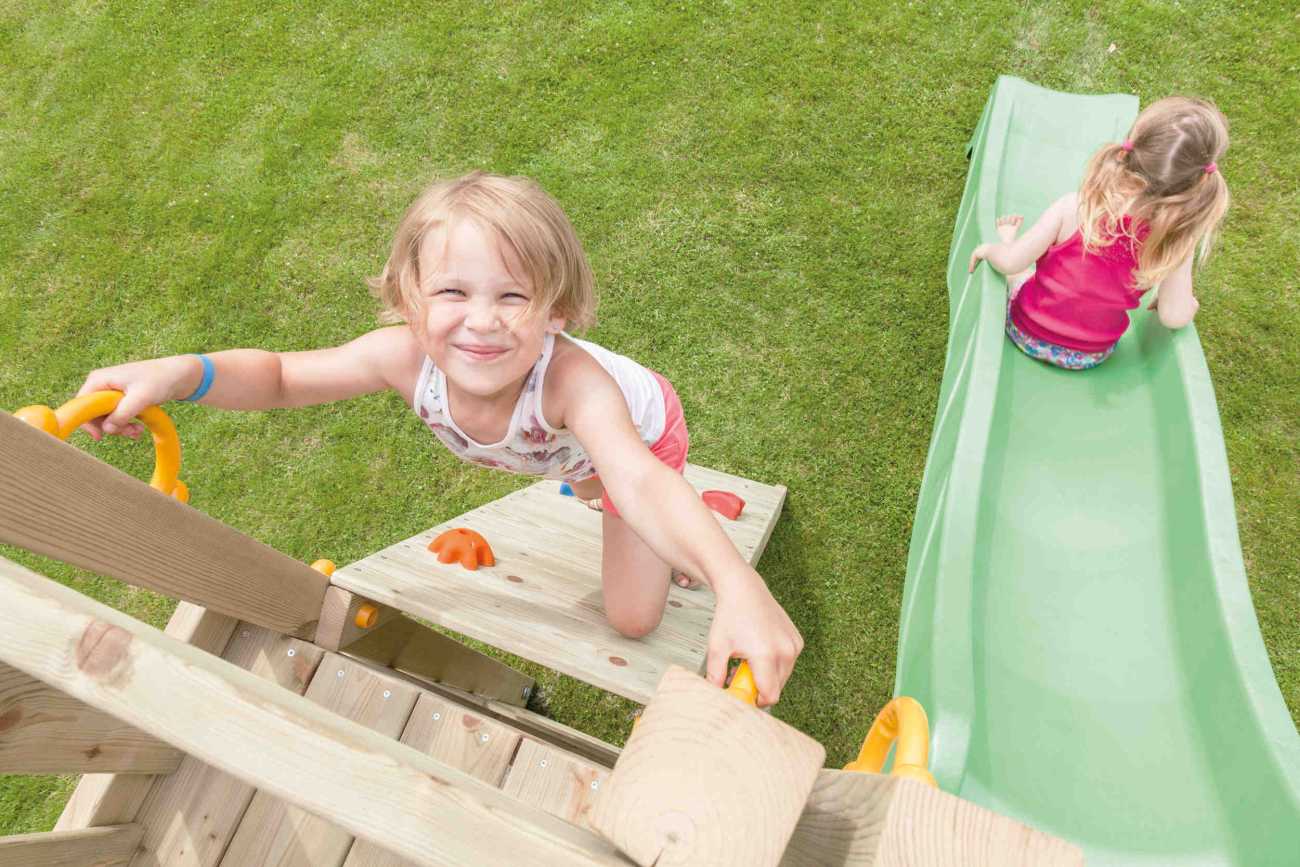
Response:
[15,391,189,502]
[843,696,937,788]
[725,661,759,706]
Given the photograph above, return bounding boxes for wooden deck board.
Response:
[218,654,420,867]
[333,465,786,704]
[128,626,325,867]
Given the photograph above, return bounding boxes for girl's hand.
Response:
[968,243,992,273]
[705,570,804,707]
[75,356,202,440]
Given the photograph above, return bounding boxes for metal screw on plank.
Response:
[432,712,442,721]
[287,648,295,657]
[590,780,599,790]
[337,670,345,678]
[479,733,489,743]
[540,759,549,768]
[383,690,391,699]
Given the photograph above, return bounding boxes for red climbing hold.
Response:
[428,528,496,570]
[702,490,745,520]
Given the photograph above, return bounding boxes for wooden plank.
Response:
[0,411,329,635]
[341,693,524,867]
[590,666,824,867]
[220,653,421,866]
[0,555,627,867]
[129,626,325,867]
[502,739,609,832]
[333,465,786,704]
[0,823,142,867]
[0,662,181,774]
[342,614,534,707]
[423,679,620,769]
[781,770,1084,867]
[55,602,238,831]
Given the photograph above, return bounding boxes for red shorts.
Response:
[599,371,689,518]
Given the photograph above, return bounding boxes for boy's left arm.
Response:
[557,360,804,706]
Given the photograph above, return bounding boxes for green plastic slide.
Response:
[895,76,1300,866]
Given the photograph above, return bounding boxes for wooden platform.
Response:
[333,464,787,704]
[126,621,614,867]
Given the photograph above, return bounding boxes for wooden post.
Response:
[0,555,626,867]
[590,667,824,867]
[0,411,328,635]
[781,769,1084,866]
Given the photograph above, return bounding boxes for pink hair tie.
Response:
[1121,139,1134,152]
[1204,161,1218,174]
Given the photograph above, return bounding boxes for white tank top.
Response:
[412,333,666,482]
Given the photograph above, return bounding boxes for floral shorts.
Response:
[1005,307,1114,371]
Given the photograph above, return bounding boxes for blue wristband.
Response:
[182,354,215,402]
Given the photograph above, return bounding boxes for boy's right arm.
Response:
[77,326,422,439]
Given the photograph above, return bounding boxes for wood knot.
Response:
[506,575,524,583]
[75,620,133,683]
[608,656,628,667]
[0,707,22,733]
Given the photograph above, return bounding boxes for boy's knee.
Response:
[606,603,664,639]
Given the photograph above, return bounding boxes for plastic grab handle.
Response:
[843,696,937,787]
[15,391,189,502]
[726,660,759,706]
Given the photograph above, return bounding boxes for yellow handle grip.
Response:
[15,391,189,502]
[843,696,937,788]
[725,660,759,706]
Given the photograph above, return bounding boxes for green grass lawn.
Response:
[1,0,1295,836]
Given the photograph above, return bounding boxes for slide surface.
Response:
[895,76,1300,866]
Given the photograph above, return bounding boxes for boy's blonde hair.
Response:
[369,172,597,329]
[1078,96,1230,290]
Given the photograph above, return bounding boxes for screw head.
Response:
[540,759,549,768]
[590,780,599,790]
[287,648,296,657]
[337,670,345,678]
[432,712,442,721]
[479,733,489,743]
[383,690,391,699]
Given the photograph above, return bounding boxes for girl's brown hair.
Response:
[369,172,597,329]
[1078,97,1230,289]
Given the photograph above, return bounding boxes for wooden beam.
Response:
[781,770,1083,866]
[55,601,238,831]
[0,411,328,635]
[0,555,627,867]
[0,823,142,867]
[130,626,325,867]
[424,679,621,769]
[342,614,534,707]
[314,586,402,652]
[590,666,824,867]
[221,653,422,866]
[0,662,181,775]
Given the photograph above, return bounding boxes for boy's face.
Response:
[411,218,565,400]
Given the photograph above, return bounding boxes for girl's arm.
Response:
[1150,253,1199,328]
[553,356,804,706]
[968,195,1071,275]
[76,327,422,438]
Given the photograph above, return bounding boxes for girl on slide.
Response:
[968,97,1230,370]
[74,172,803,705]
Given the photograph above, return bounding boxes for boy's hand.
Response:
[705,570,804,707]
[75,356,202,440]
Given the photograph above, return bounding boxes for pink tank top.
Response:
[1009,220,1145,353]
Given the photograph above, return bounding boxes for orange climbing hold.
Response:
[702,489,745,520]
[428,528,495,571]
